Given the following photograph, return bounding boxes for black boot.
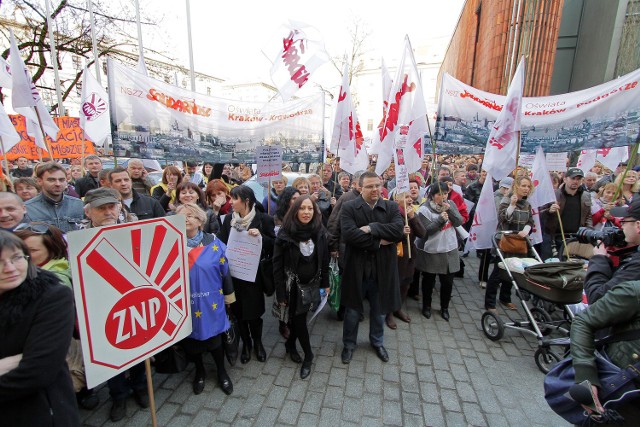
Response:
[249,318,266,362]
[240,341,252,364]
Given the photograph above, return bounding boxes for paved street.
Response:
[80,252,567,426]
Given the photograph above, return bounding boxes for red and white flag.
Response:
[465,172,499,250]
[368,58,393,155]
[0,57,12,89]
[0,101,21,154]
[482,56,525,180]
[266,20,329,102]
[528,146,557,244]
[80,68,110,146]
[9,30,58,151]
[330,61,368,174]
[577,147,629,174]
[374,36,427,175]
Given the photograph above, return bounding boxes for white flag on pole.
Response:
[9,30,58,151]
[466,173,499,250]
[0,101,21,153]
[79,68,110,146]
[330,61,368,174]
[482,57,525,180]
[528,146,557,244]
[0,57,13,89]
[368,58,393,155]
[374,36,428,176]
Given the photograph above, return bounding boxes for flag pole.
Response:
[87,0,101,85]
[403,196,411,258]
[144,358,158,427]
[45,0,65,116]
[0,137,14,192]
[33,107,55,161]
[612,139,639,202]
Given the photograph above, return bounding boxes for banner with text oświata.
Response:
[107,59,324,163]
[435,68,640,154]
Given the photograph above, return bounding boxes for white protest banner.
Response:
[436,68,640,154]
[67,216,191,388]
[393,126,410,194]
[107,59,324,163]
[225,228,261,282]
[256,144,283,183]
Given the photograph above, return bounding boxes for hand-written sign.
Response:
[5,115,95,160]
[256,145,283,183]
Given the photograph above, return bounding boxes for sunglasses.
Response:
[14,223,52,235]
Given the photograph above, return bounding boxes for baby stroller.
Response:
[481,231,585,373]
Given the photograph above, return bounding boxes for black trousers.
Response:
[421,271,454,310]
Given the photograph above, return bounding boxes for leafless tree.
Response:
[0,0,167,112]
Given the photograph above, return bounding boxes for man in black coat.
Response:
[340,171,404,364]
[584,198,640,304]
[74,155,103,197]
[108,167,165,220]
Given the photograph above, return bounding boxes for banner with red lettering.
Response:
[435,67,640,154]
[6,115,95,160]
[107,60,324,163]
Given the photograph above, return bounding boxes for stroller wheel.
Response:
[481,311,505,341]
[530,307,553,336]
[534,347,561,374]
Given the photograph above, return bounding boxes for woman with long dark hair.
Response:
[273,196,329,379]
[0,230,79,425]
[218,185,275,364]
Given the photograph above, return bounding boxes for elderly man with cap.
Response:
[584,198,640,304]
[82,188,150,421]
[540,167,593,260]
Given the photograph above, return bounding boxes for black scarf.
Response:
[287,221,320,242]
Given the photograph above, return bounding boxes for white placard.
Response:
[256,145,283,183]
[225,228,262,281]
[67,216,191,388]
[545,152,568,171]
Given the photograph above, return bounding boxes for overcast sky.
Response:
[142,0,465,87]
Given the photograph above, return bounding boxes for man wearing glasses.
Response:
[339,171,404,364]
[584,198,640,304]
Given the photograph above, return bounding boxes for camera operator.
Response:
[584,198,640,304]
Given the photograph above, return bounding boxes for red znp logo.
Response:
[81,92,107,121]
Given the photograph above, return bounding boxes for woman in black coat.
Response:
[273,196,329,379]
[0,230,79,426]
[218,185,276,364]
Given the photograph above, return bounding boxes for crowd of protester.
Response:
[0,152,639,425]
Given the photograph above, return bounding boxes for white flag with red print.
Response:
[330,62,368,174]
[576,147,628,177]
[0,57,12,89]
[9,31,58,151]
[266,20,329,102]
[0,101,21,154]
[482,56,525,180]
[528,146,557,244]
[80,68,110,146]
[374,37,427,175]
[576,149,597,172]
[465,172,499,250]
[368,58,393,155]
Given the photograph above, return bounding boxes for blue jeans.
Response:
[107,363,146,400]
[342,277,384,349]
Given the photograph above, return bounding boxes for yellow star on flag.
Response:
[212,244,219,251]
[195,311,202,318]
[219,289,224,295]
[212,303,218,310]
[220,257,226,264]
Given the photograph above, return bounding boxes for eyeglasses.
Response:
[14,223,51,235]
[620,219,638,224]
[0,254,29,269]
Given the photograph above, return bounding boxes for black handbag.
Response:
[154,345,187,374]
[260,254,275,296]
[295,271,321,316]
[223,314,239,366]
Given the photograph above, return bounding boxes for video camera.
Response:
[575,226,627,248]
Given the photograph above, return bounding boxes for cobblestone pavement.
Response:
[80,252,567,426]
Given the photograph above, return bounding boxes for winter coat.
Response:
[541,184,593,234]
[415,200,463,275]
[585,249,640,304]
[497,196,534,232]
[397,210,427,285]
[41,257,72,288]
[218,210,275,320]
[571,280,640,388]
[74,174,99,198]
[0,269,79,426]
[25,193,84,233]
[273,229,330,305]
[128,189,165,220]
[339,196,404,314]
